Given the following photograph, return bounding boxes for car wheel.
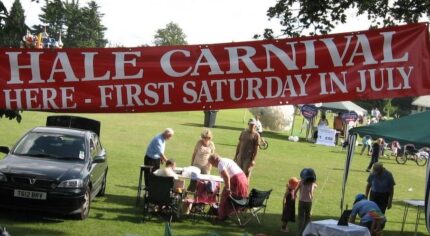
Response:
[75,187,91,220]
[97,170,108,197]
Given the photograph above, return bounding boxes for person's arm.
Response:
[295,182,301,199]
[190,141,199,165]
[387,186,394,209]
[160,153,168,164]
[234,133,242,161]
[220,170,231,194]
[250,134,260,166]
[365,183,371,198]
[349,215,356,223]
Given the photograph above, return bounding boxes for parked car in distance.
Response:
[0,116,108,220]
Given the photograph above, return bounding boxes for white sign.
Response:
[316,127,336,147]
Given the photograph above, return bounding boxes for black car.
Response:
[0,116,108,219]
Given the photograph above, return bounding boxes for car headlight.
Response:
[58,179,84,188]
[0,172,6,182]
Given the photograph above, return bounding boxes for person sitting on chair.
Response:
[349,193,386,234]
[154,159,178,179]
[154,159,185,194]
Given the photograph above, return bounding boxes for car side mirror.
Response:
[93,155,106,163]
[0,146,10,154]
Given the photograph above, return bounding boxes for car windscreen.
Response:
[13,132,86,161]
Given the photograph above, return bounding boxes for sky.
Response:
[2,0,372,47]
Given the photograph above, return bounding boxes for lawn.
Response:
[0,110,427,236]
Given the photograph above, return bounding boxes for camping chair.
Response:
[184,180,220,220]
[230,188,272,226]
[142,174,181,222]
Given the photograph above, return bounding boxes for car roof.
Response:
[30,127,90,137]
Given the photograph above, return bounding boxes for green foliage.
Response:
[1,0,26,47]
[355,97,414,118]
[0,0,25,122]
[0,109,22,122]
[38,0,107,48]
[258,0,430,38]
[153,22,187,46]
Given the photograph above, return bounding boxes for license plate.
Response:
[14,189,47,200]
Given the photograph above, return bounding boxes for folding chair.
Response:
[230,188,272,226]
[142,174,181,222]
[184,180,220,220]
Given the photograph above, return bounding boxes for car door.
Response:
[89,134,106,196]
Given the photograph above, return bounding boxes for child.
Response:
[281,177,299,233]
[296,168,317,236]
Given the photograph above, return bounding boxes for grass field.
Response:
[0,110,427,236]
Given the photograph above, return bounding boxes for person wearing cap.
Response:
[365,162,395,214]
[349,193,386,232]
[144,128,174,182]
[280,177,299,233]
[234,118,260,181]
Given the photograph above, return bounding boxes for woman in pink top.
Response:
[296,168,317,236]
[209,153,248,220]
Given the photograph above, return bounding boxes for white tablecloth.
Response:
[303,219,371,236]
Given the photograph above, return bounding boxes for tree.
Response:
[38,0,107,48]
[258,0,430,39]
[153,22,187,46]
[0,0,24,122]
[2,0,26,47]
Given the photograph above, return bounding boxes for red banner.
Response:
[1,23,429,113]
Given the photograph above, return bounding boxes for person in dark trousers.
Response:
[365,162,395,214]
[280,177,299,233]
[144,128,174,184]
[366,138,382,172]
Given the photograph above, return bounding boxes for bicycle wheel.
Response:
[396,154,407,164]
[259,140,269,150]
[416,155,428,166]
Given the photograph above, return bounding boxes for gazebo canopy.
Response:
[412,95,430,108]
[319,101,368,116]
[349,111,430,148]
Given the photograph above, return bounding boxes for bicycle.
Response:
[396,145,429,166]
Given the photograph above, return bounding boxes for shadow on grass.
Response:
[0,208,71,222]
[6,226,66,236]
[115,184,138,191]
[91,206,142,223]
[101,193,137,206]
